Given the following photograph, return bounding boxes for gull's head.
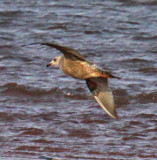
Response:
[47,56,62,67]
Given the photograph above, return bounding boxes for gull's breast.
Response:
[61,59,100,79]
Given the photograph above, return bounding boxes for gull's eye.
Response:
[54,58,56,62]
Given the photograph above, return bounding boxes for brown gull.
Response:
[42,42,120,119]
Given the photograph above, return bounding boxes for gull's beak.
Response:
[47,63,50,67]
[46,63,52,67]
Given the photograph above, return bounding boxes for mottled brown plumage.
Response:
[43,42,120,119]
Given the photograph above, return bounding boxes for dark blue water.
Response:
[0,0,157,159]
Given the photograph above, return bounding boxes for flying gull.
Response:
[42,42,120,119]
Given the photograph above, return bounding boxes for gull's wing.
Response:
[86,77,118,119]
[41,42,85,61]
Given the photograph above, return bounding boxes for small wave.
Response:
[1,83,49,97]
[113,89,129,96]
[134,92,157,103]
[120,58,152,63]
[16,145,40,151]
[67,128,93,138]
[0,66,6,71]
[135,113,156,119]
[137,0,157,6]
[133,35,157,41]
[123,136,143,141]
[84,30,101,34]
[0,44,15,49]
[0,10,22,17]
[137,67,157,74]
[1,83,88,100]
[113,89,130,105]
[114,89,157,105]
[43,146,70,153]
[1,83,65,97]
[47,25,68,30]
[20,128,45,136]
[0,112,16,121]
[118,0,157,6]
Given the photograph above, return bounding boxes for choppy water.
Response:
[0,0,157,160]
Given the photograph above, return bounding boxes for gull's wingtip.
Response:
[94,96,118,120]
[106,109,119,119]
[113,112,119,119]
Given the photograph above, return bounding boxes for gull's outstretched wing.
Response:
[86,77,118,119]
[41,42,85,61]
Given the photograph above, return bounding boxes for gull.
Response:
[42,42,120,119]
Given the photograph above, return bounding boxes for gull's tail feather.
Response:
[110,75,121,80]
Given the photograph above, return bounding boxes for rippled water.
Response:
[0,0,157,160]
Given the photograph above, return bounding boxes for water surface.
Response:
[0,0,157,159]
